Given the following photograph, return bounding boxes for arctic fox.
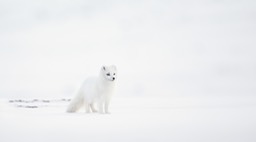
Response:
[66,65,117,114]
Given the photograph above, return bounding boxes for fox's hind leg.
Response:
[90,103,97,112]
[84,102,90,113]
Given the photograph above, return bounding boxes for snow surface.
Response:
[1,96,256,142]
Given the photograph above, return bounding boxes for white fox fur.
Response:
[66,65,117,114]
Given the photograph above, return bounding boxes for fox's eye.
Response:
[113,73,116,75]
[106,73,110,76]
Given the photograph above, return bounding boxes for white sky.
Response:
[0,0,256,98]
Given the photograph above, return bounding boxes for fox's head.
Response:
[101,65,117,81]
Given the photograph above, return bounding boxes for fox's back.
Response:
[79,77,99,101]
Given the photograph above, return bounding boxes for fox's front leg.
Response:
[104,100,110,114]
[98,101,104,114]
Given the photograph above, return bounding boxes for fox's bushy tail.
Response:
[66,95,84,113]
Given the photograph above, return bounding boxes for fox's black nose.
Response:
[113,77,115,81]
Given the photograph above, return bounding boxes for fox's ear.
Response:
[111,65,117,70]
[102,66,106,71]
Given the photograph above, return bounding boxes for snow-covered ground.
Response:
[1,96,256,142]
